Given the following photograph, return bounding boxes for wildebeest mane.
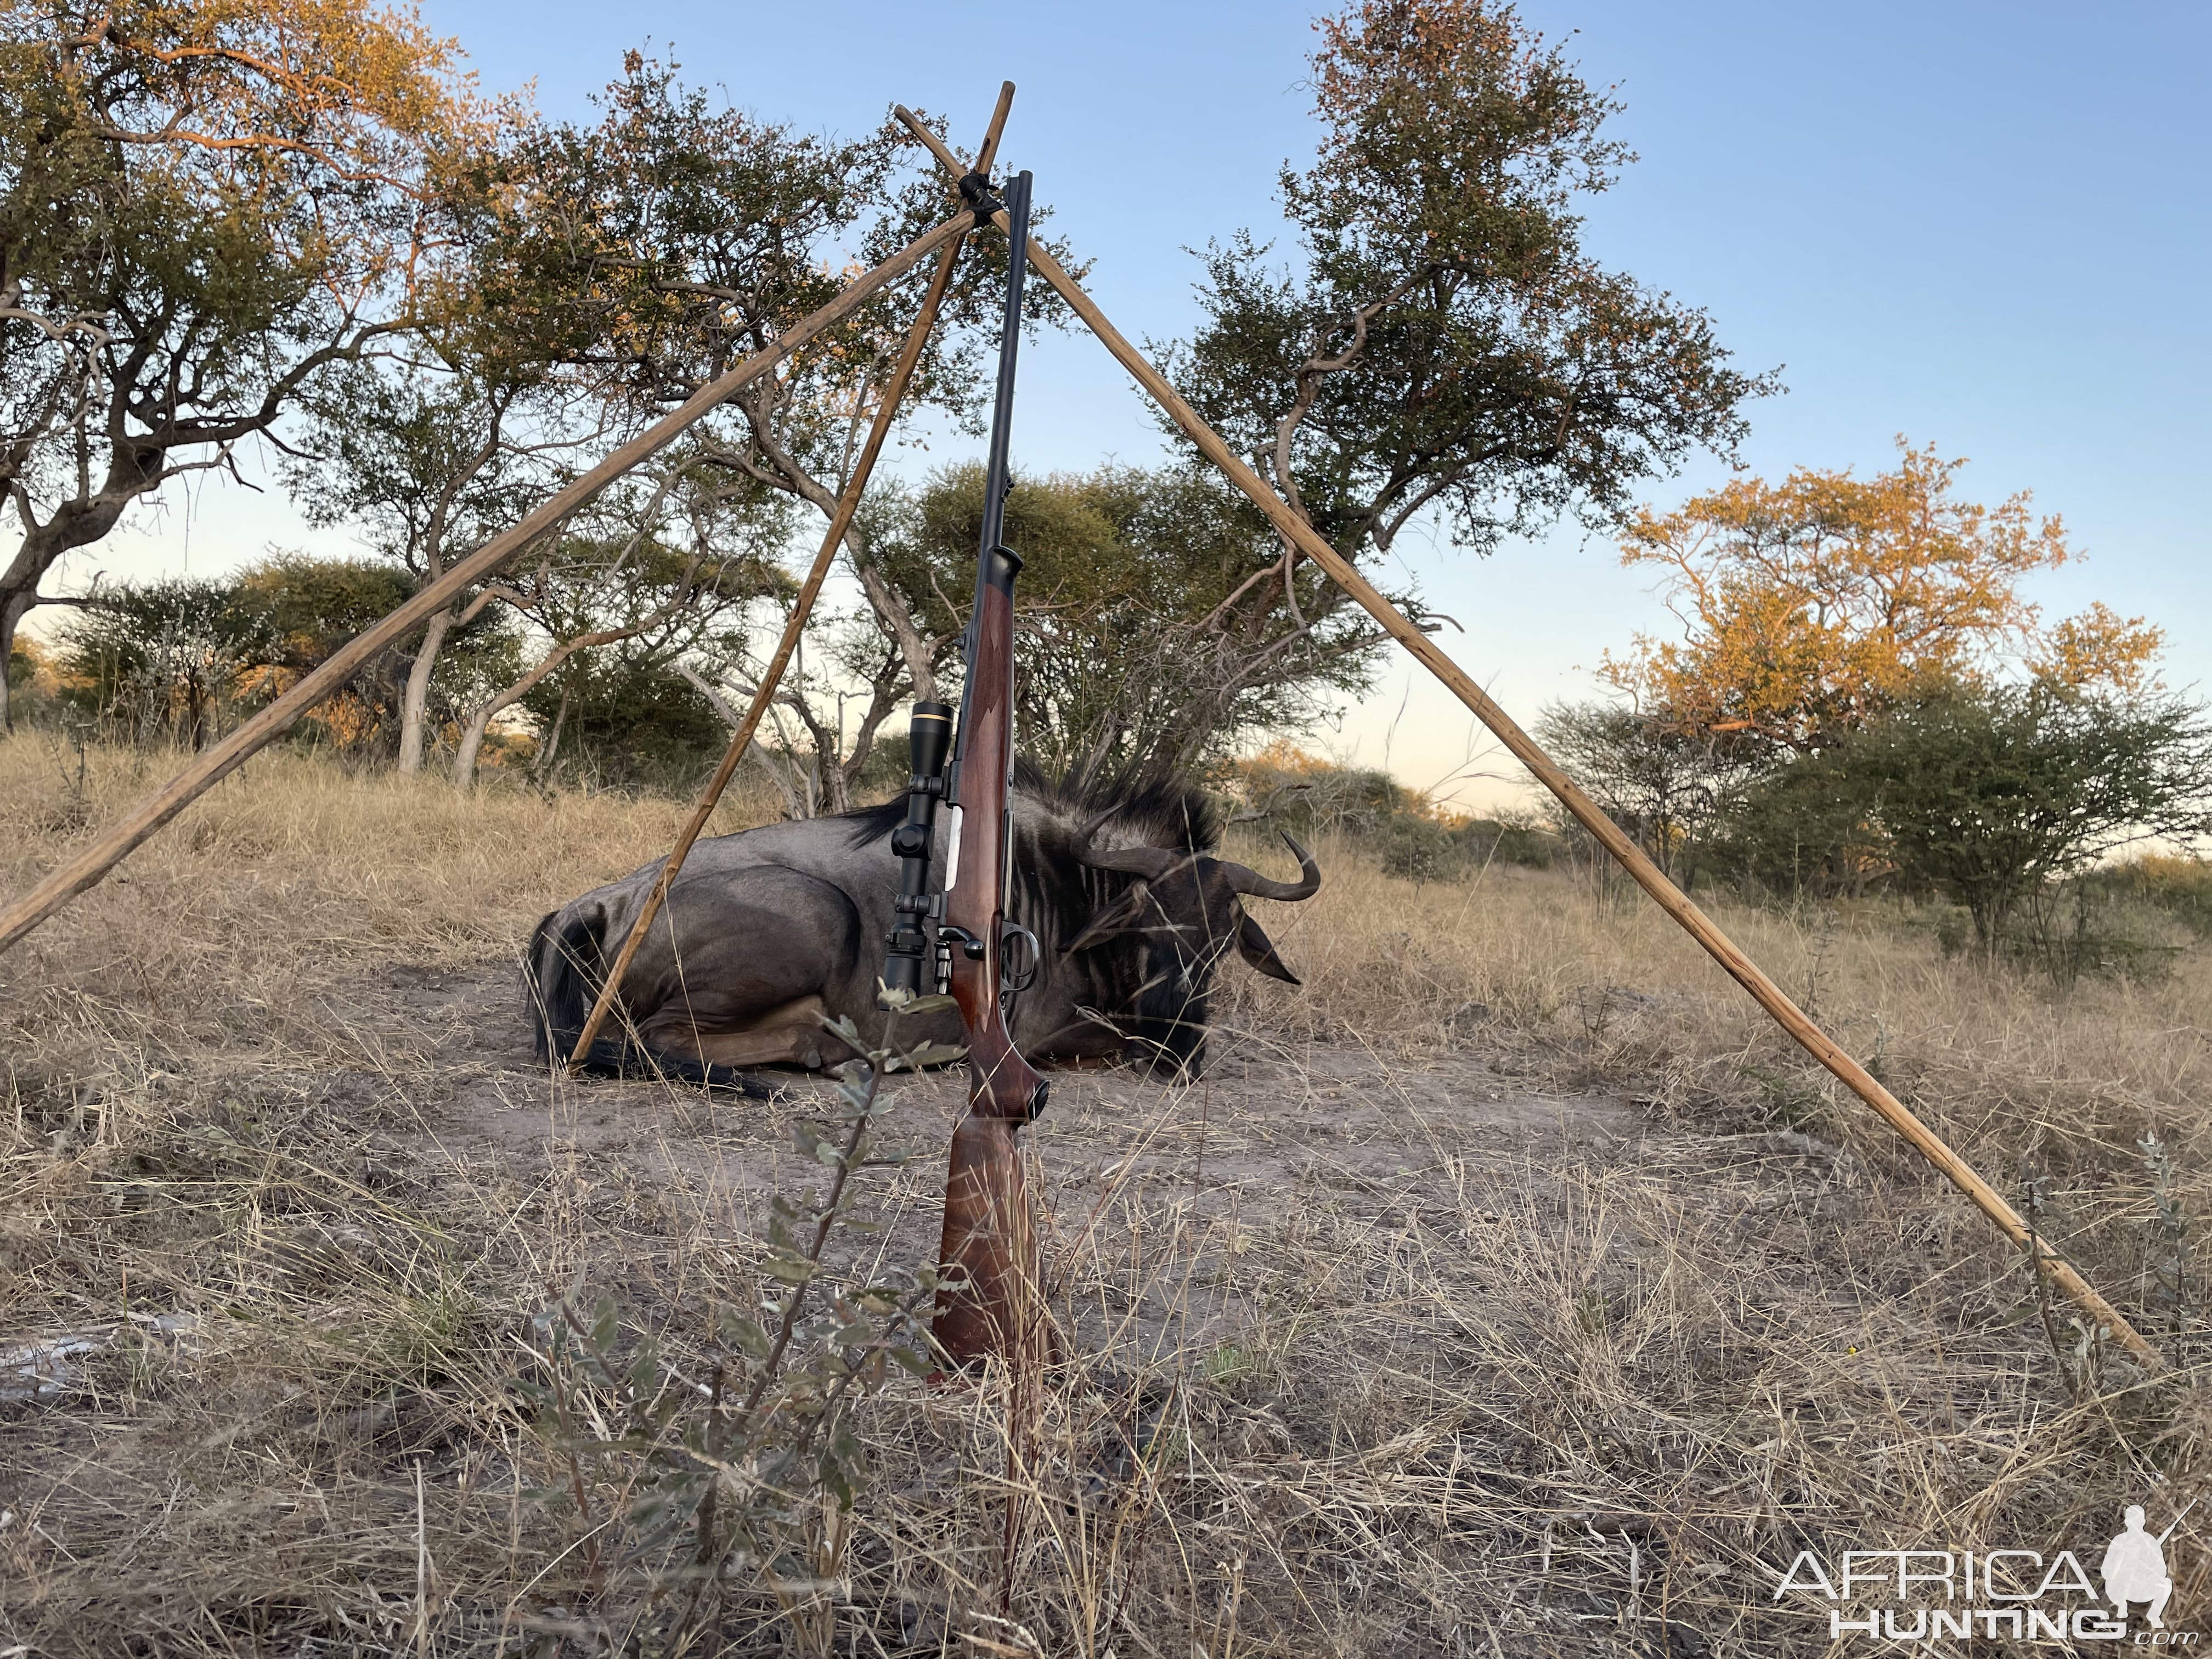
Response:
[839,798,908,848]
[1008,761,1218,958]
[1017,759,1220,854]
[834,764,1217,854]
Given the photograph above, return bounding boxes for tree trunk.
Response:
[845,526,938,703]
[452,703,495,787]
[0,587,34,733]
[396,603,456,775]
[531,683,572,786]
[452,668,543,788]
[2,441,170,731]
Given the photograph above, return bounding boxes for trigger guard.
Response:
[999,923,1041,994]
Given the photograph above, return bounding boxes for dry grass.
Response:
[4,731,2211,1656]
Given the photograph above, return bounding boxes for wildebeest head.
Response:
[1067,817,1322,1077]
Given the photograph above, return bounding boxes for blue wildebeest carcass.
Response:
[526,772,1321,1086]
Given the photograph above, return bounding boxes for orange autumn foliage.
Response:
[1601,439,2163,752]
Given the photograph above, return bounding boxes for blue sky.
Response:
[70,1,2210,808]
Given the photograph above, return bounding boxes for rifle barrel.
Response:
[964,171,1032,662]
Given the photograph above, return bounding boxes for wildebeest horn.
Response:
[1218,832,1322,901]
[1077,842,1181,880]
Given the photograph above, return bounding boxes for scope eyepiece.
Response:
[908,701,953,776]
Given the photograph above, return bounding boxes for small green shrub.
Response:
[508,1006,952,1646]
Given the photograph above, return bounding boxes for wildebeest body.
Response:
[527,774,1319,1084]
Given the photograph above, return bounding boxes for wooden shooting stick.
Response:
[0,209,977,960]
[563,84,1018,1072]
[895,109,2161,1370]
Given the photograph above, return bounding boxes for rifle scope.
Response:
[879,701,956,1002]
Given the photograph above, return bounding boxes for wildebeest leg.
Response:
[627,867,866,1069]
[674,995,843,1070]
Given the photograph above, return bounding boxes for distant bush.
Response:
[5,633,61,724]
[2108,854,2212,938]
[1229,742,1415,837]
[1708,748,1891,901]
[1221,743,1559,881]
[518,647,733,794]
[2006,876,2187,989]
[50,556,517,755]
[1834,685,2212,959]
[1536,701,1757,884]
[57,577,283,748]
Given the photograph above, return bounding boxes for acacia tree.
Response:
[50,551,426,751]
[1602,439,2165,754]
[1855,686,2211,958]
[0,0,491,729]
[284,358,597,773]
[486,58,1075,800]
[871,463,1387,787]
[1169,0,1767,661]
[1533,701,1760,881]
[54,574,278,747]
[448,462,788,787]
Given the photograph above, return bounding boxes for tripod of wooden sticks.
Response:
[0,83,2163,1374]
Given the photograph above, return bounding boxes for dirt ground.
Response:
[405,962,1660,1373]
[5,950,1961,1656]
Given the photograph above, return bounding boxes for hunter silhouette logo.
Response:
[1774,1500,2199,1643]
[2106,1503,2190,1630]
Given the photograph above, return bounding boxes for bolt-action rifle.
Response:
[879,168,1049,1368]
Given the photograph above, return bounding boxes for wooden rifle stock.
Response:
[934,571,1050,1365]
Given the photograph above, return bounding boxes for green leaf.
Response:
[878,986,956,1014]
[628,1338,661,1396]
[814,1139,844,1168]
[889,1346,932,1378]
[897,1041,965,1069]
[761,1256,816,1284]
[590,1296,619,1353]
[718,1311,771,1363]
[818,1447,855,1510]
